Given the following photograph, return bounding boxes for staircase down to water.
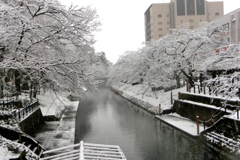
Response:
[0,125,45,159]
[201,117,240,158]
[170,92,240,158]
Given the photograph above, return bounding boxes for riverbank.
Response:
[112,82,185,113]
[111,83,240,159]
[111,83,206,137]
[34,90,79,150]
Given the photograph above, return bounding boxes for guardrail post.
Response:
[159,104,161,115]
[196,116,200,135]
[19,135,21,143]
[3,100,5,110]
[203,121,206,130]
[237,108,239,119]
[80,141,84,160]
[18,111,21,120]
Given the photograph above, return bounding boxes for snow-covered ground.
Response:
[115,82,185,111]
[114,82,239,117]
[37,90,79,118]
[112,82,238,136]
[0,90,79,159]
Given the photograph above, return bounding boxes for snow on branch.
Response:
[0,0,101,95]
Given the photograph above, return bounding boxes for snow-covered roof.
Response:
[207,58,240,71]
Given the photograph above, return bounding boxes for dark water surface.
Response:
[75,88,226,160]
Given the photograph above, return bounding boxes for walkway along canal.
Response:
[75,88,231,160]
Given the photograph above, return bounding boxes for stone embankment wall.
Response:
[111,87,159,114]
[19,108,45,136]
[173,99,231,126]
[173,92,234,126]
[178,92,240,108]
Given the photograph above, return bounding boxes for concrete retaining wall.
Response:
[19,107,45,136]
[111,87,158,114]
[179,92,240,108]
[173,99,231,126]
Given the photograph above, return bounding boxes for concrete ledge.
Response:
[155,115,204,139]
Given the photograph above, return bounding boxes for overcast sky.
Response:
[60,0,239,63]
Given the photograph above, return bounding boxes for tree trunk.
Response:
[15,70,21,93]
[181,69,194,87]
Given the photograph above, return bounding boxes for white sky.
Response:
[60,0,239,63]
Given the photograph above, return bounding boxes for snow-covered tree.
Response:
[204,44,240,99]
[91,51,112,78]
[0,0,101,97]
[145,27,228,88]
[108,26,229,91]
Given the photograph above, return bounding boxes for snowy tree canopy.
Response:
[0,0,101,96]
[108,27,230,90]
[203,44,240,99]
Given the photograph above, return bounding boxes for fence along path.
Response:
[13,100,40,122]
[0,94,39,122]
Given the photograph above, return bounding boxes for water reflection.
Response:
[75,88,228,160]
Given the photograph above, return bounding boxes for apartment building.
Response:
[195,8,240,44]
[144,0,223,42]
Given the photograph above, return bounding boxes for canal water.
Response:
[75,88,225,160]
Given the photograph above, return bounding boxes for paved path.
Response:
[34,105,78,150]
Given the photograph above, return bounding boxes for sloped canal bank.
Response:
[75,88,230,160]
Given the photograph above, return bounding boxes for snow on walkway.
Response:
[37,90,78,118]
[115,82,186,110]
[35,90,79,149]
[155,114,204,137]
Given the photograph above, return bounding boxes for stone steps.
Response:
[204,131,240,152]
[0,125,45,159]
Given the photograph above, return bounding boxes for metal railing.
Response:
[188,84,240,99]
[0,92,19,111]
[41,141,127,160]
[0,100,16,111]
[198,103,234,130]
[12,101,39,121]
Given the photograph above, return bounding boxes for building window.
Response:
[190,26,194,29]
[167,21,170,25]
[166,14,169,17]
[159,34,163,37]
[222,23,229,31]
[215,12,219,16]
[158,22,162,25]
[158,14,162,18]
[187,0,195,15]
[158,28,163,31]
[189,19,194,22]
[196,0,205,15]
[177,0,185,15]
[200,19,202,22]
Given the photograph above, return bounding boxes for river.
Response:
[75,88,226,160]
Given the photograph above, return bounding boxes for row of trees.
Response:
[108,25,240,98]
[0,0,102,98]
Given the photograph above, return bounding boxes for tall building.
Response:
[144,0,224,42]
[195,8,240,44]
